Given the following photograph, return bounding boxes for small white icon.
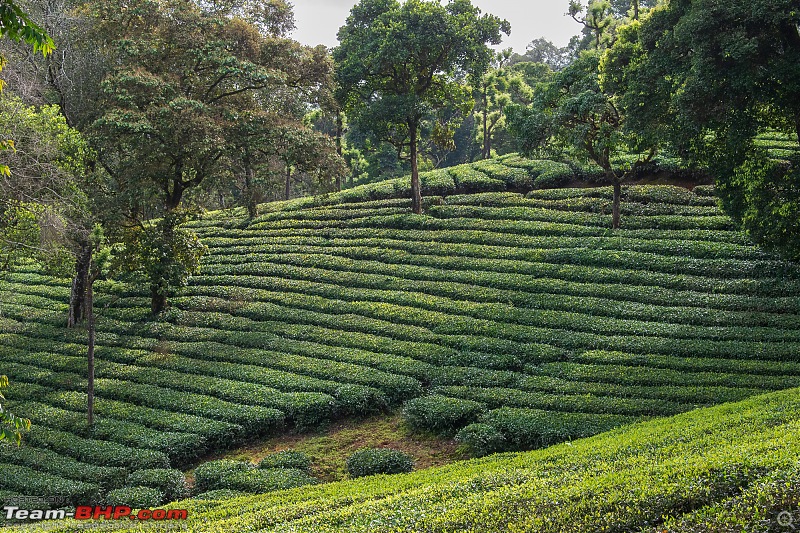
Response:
[778,511,795,529]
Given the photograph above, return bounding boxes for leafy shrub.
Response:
[258,451,311,472]
[346,448,413,478]
[126,469,188,502]
[480,408,634,450]
[0,463,100,507]
[455,423,507,457]
[420,168,457,196]
[105,486,163,508]
[23,427,170,470]
[333,384,387,417]
[625,185,697,205]
[402,395,485,435]
[0,444,127,489]
[217,468,317,494]
[472,162,530,188]
[692,184,716,197]
[449,167,505,192]
[193,459,252,494]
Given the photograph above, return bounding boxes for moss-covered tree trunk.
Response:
[612,178,622,230]
[85,275,95,426]
[68,242,91,327]
[409,119,423,215]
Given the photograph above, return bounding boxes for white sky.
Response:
[289,0,582,53]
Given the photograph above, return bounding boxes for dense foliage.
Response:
[346,448,413,478]
[619,0,800,260]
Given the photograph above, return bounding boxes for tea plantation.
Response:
[2,155,800,512]
[6,387,800,532]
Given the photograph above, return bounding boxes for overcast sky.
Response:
[289,0,582,54]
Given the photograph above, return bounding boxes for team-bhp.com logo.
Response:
[4,505,188,522]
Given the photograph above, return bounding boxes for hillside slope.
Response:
[2,157,800,503]
[7,387,800,532]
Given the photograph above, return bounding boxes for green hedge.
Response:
[455,423,506,457]
[480,408,636,450]
[346,448,414,478]
[0,463,100,507]
[402,395,485,436]
[433,386,683,417]
[449,167,505,192]
[0,444,127,489]
[23,426,170,470]
[126,469,188,503]
[12,400,205,465]
[215,468,317,494]
[258,451,312,472]
[193,460,253,494]
[105,486,163,508]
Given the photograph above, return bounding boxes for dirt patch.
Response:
[188,413,464,482]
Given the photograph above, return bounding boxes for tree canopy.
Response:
[334,0,509,214]
[621,0,800,259]
[88,0,339,313]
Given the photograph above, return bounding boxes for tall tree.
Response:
[568,0,616,50]
[0,0,106,130]
[507,46,657,229]
[1,0,54,177]
[334,0,509,214]
[511,37,573,71]
[623,0,800,260]
[473,49,532,160]
[0,0,53,444]
[89,0,330,313]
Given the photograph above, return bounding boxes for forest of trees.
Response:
[1,0,799,435]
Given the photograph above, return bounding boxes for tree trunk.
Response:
[68,243,91,327]
[336,114,343,192]
[482,91,489,160]
[612,179,622,230]
[167,178,184,211]
[86,275,95,427]
[795,112,800,146]
[409,120,423,215]
[633,0,639,19]
[284,165,291,201]
[245,165,257,219]
[150,285,167,315]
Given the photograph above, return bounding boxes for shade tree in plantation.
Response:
[473,49,532,160]
[266,123,346,202]
[0,95,93,277]
[89,0,335,313]
[334,0,509,214]
[506,38,657,229]
[621,0,800,260]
